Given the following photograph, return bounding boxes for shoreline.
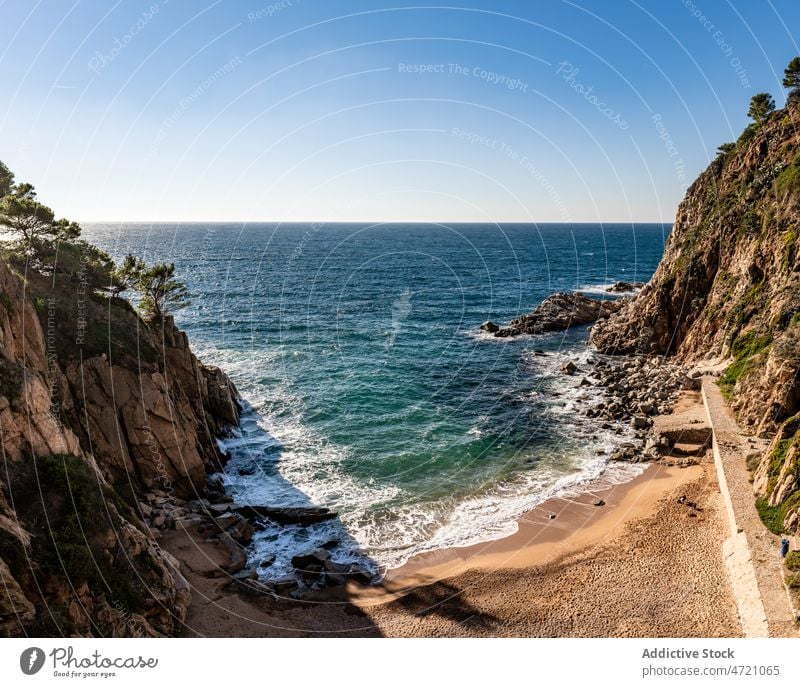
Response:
[202,351,701,594]
[362,355,701,592]
[162,363,743,637]
[351,461,703,602]
[358,457,740,637]
[166,456,740,637]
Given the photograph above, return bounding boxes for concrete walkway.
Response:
[701,377,798,637]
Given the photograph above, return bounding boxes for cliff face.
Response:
[0,256,239,636]
[591,100,800,533]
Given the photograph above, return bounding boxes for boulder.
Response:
[233,505,338,526]
[605,281,644,293]
[213,513,238,530]
[610,446,636,461]
[323,560,352,586]
[218,533,247,574]
[492,292,626,337]
[291,548,331,571]
[480,321,499,333]
[348,564,376,585]
[561,361,578,375]
[226,516,254,545]
[270,576,300,594]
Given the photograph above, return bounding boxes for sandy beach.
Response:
[361,462,740,637]
[166,455,741,637]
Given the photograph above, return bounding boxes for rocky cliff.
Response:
[0,254,240,637]
[591,98,800,534]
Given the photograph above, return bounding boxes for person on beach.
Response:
[781,538,790,558]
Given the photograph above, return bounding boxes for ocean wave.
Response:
[577,282,640,296]
[462,328,549,343]
[199,317,642,581]
[222,343,642,580]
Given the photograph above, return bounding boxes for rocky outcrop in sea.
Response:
[482,291,626,338]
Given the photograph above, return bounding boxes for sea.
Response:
[84,222,669,580]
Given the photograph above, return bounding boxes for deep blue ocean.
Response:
[85,222,668,579]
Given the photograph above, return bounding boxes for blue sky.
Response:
[1,0,798,222]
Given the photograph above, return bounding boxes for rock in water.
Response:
[480,320,499,333]
[605,281,644,293]
[561,361,578,375]
[232,505,337,525]
[291,548,331,570]
[491,292,625,337]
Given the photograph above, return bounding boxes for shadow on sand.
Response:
[173,404,384,636]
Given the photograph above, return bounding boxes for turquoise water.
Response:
[85,222,668,577]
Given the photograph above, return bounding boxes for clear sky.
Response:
[1,1,798,223]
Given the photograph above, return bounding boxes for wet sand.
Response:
[356,461,741,636]
[357,462,705,599]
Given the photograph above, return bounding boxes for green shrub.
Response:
[756,498,784,534]
[31,454,146,613]
[719,358,753,399]
[0,357,23,402]
[35,454,106,581]
[0,528,27,579]
[786,550,800,571]
[0,291,12,315]
[784,228,798,272]
[728,281,766,329]
[719,330,772,398]
[737,123,758,146]
[774,159,800,195]
[731,330,772,359]
[738,209,761,238]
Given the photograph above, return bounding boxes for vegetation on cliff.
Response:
[0,160,189,322]
[591,57,800,539]
[0,161,240,636]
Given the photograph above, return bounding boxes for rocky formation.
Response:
[489,292,626,338]
[591,97,800,534]
[148,494,376,599]
[563,353,704,464]
[605,281,643,293]
[753,413,800,533]
[62,315,239,499]
[0,256,240,636]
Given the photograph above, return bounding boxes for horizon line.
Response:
[80,218,675,225]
